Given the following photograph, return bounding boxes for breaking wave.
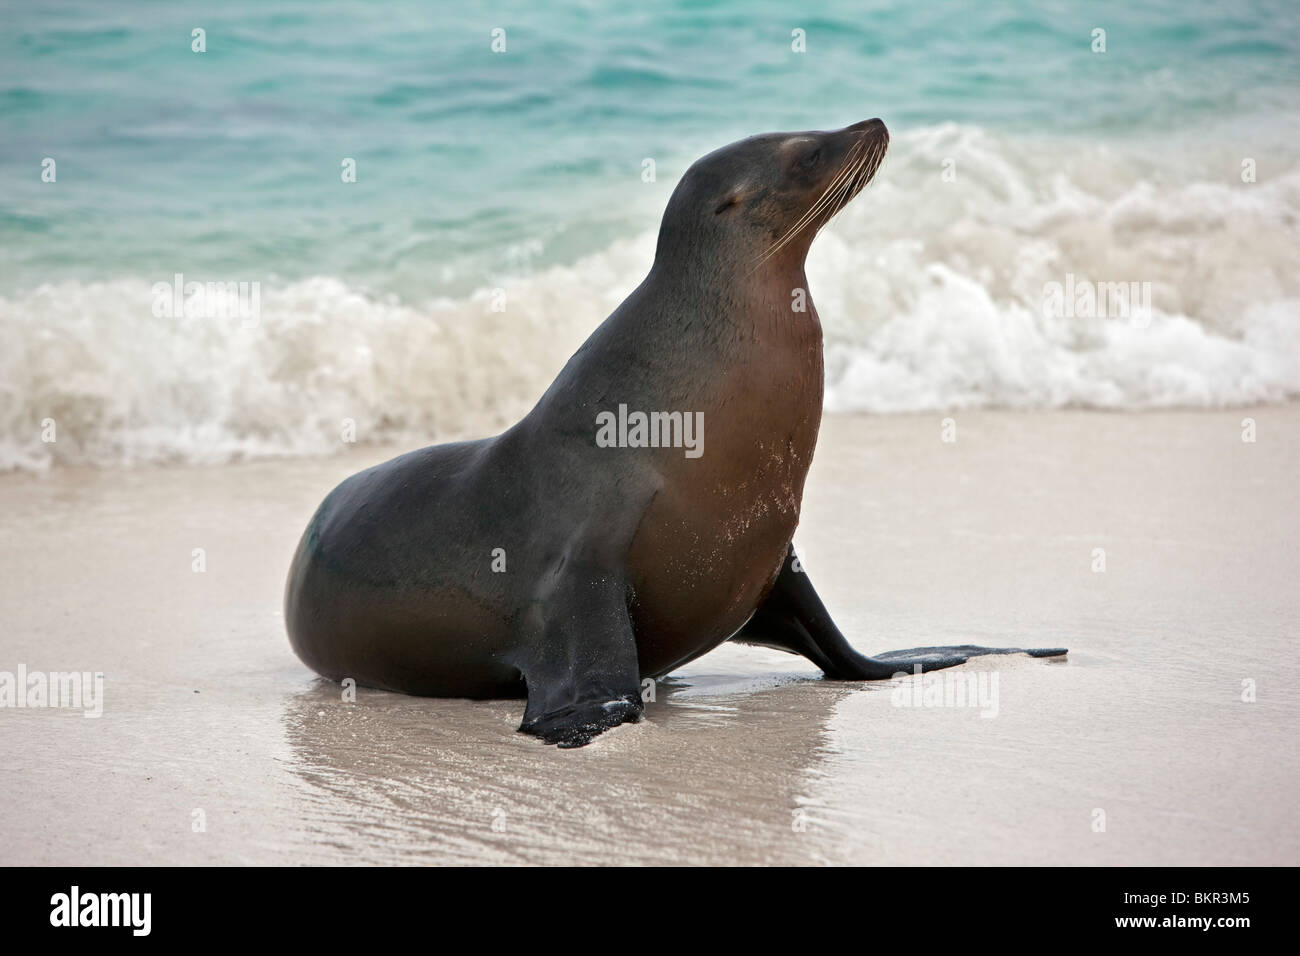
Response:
[2,124,1297,470]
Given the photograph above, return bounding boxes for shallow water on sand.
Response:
[1,408,1296,865]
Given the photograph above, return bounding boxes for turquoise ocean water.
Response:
[2,0,1299,466]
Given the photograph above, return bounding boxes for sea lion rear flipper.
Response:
[516,563,644,748]
[731,545,1067,680]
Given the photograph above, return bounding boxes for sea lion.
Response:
[284,119,1066,747]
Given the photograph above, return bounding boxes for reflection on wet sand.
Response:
[279,657,862,865]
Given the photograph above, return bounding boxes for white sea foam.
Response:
[2,125,1297,470]
[813,124,1300,412]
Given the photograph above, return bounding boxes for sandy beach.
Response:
[1,406,1296,866]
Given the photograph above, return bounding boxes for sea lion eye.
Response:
[714,196,739,215]
[799,148,822,170]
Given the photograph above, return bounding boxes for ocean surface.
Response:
[2,0,1299,468]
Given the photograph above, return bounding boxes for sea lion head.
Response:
[655,119,889,275]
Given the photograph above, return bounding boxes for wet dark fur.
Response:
[284,120,1066,747]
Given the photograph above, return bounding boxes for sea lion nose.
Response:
[846,118,887,135]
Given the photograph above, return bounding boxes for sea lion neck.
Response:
[643,250,820,345]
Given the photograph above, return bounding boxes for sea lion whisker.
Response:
[778,140,867,238]
[753,155,859,266]
[768,140,865,242]
[822,139,882,229]
[747,141,867,272]
[819,143,871,228]
[796,140,870,243]
[787,134,876,240]
[785,140,866,235]
[817,172,857,232]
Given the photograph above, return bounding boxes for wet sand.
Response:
[1,407,1297,865]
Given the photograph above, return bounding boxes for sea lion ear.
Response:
[714,191,741,215]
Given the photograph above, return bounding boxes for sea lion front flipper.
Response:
[731,545,1067,680]
[516,563,644,748]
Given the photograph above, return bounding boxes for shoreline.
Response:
[3,401,1296,478]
